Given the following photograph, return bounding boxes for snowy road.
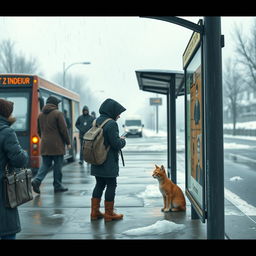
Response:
[223,135,256,222]
[224,135,256,164]
[123,130,256,220]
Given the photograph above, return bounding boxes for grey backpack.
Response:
[82,118,112,165]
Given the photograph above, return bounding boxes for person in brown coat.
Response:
[32,96,71,194]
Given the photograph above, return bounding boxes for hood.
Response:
[42,103,58,114]
[0,116,9,128]
[0,98,14,118]
[82,105,89,116]
[82,105,89,112]
[0,115,15,128]
[99,98,126,119]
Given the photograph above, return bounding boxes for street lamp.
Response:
[63,61,91,87]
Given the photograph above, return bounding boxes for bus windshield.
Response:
[1,92,29,131]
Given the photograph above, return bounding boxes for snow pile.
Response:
[229,176,243,182]
[122,220,185,236]
[224,121,256,130]
[143,129,167,138]
[224,134,256,141]
[137,180,186,206]
[123,143,167,152]
[137,184,162,199]
[224,143,253,149]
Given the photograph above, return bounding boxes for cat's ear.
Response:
[155,164,159,169]
[160,165,165,171]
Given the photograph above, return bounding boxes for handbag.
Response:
[4,165,33,208]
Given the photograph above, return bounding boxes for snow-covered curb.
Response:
[224,121,256,130]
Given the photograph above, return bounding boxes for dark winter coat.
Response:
[75,106,95,139]
[0,116,29,236]
[38,104,70,155]
[91,98,126,178]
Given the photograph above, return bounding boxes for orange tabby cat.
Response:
[152,165,186,212]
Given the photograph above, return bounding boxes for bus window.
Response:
[55,95,62,110]
[1,92,29,131]
[63,98,71,130]
[74,102,79,120]
[74,102,80,132]
[39,97,44,111]
[40,90,50,109]
[40,90,63,110]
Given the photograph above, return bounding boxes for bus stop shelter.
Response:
[135,69,184,184]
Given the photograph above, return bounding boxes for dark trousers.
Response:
[92,177,117,202]
[79,138,84,162]
[34,155,64,189]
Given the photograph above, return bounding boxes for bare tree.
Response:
[0,39,15,72]
[14,54,39,74]
[233,19,256,93]
[0,39,39,74]
[223,58,244,135]
[52,72,101,113]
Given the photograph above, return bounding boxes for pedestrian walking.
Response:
[75,105,95,165]
[32,96,71,194]
[0,99,29,240]
[91,111,96,119]
[90,98,126,222]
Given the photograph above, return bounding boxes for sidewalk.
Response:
[17,150,256,240]
[17,152,207,240]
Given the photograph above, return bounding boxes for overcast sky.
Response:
[0,16,254,128]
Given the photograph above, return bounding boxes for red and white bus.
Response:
[0,74,80,175]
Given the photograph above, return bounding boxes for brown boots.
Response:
[104,201,123,222]
[90,198,104,221]
[90,198,123,222]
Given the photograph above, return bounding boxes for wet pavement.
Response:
[16,135,256,240]
[17,148,207,240]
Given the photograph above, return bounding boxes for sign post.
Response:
[150,97,162,133]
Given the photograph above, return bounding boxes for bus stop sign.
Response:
[150,97,162,105]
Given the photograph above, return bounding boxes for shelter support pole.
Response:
[203,16,225,239]
[167,93,171,176]
[169,75,177,184]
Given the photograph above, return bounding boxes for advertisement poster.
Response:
[185,46,204,209]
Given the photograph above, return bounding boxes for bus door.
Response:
[63,98,73,160]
